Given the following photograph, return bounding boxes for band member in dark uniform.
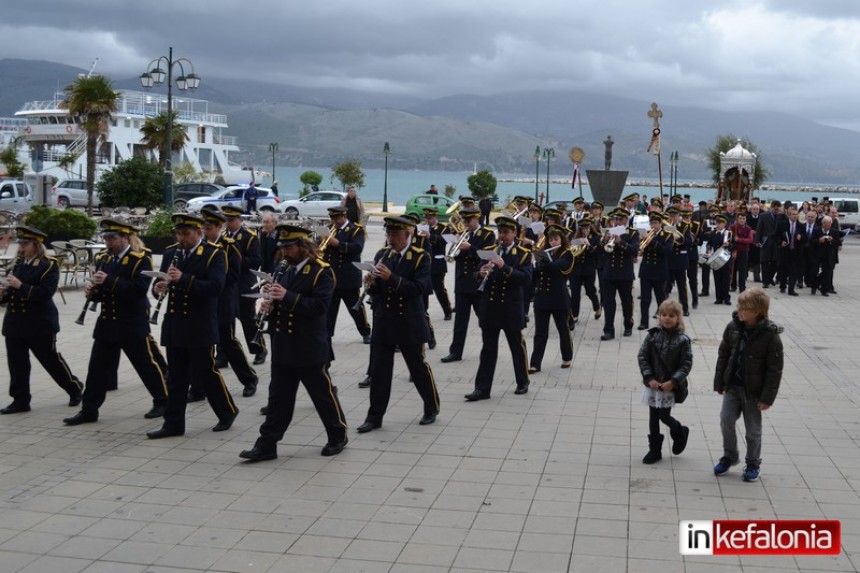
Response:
[259,212,279,274]
[600,209,640,341]
[465,216,532,400]
[441,208,496,363]
[222,206,267,364]
[590,202,608,318]
[698,205,719,298]
[239,225,348,461]
[323,206,371,346]
[529,224,574,373]
[63,219,169,425]
[569,215,601,326]
[0,226,82,414]
[200,207,258,397]
[638,212,671,330]
[147,214,238,438]
[420,207,454,320]
[681,207,701,309]
[664,206,693,316]
[707,215,734,305]
[357,217,440,432]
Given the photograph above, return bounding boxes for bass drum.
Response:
[632,214,650,233]
[707,247,731,270]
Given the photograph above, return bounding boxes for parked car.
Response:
[51,179,99,209]
[829,197,860,230]
[0,180,33,213]
[185,185,279,213]
[173,183,226,210]
[404,193,458,221]
[280,190,347,218]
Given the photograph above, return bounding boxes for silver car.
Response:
[280,191,347,218]
[51,179,100,208]
[185,185,280,212]
[0,180,33,213]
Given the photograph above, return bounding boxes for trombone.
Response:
[444,229,472,262]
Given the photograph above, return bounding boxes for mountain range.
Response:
[2,58,860,184]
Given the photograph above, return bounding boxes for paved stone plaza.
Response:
[0,222,858,572]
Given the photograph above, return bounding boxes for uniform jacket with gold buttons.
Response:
[600,228,639,282]
[477,243,532,330]
[533,247,575,311]
[91,249,154,341]
[268,257,334,366]
[426,222,452,275]
[454,226,496,294]
[367,245,431,346]
[323,222,365,290]
[571,234,600,276]
[157,242,226,347]
[668,223,695,270]
[1,256,60,337]
[214,236,242,325]
[638,230,672,281]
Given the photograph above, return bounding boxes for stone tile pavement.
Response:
[0,224,859,572]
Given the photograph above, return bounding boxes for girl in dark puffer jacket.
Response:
[638,299,693,463]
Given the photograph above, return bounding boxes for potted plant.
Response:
[141,210,176,254]
[23,205,98,244]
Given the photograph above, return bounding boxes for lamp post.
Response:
[543,147,555,203]
[670,150,679,197]
[533,145,541,203]
[140,47,200,207]
[382,142,390,213]
[269,142,278,187]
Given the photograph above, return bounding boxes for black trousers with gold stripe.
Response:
[474,326,529,393]
[367,343,439,424]
[81,334,168,414]
[163,346,237,431]
[257,363,347,448]
[217,322,258,388]
[6,334,81,406]
[430,273,452,316]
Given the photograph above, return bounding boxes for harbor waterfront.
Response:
[267,166,859,205]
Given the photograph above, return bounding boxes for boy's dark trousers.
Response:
[713,265,731,303]
[733,252,749,292]
[699,262,710,296]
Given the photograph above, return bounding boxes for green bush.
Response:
[24,205,97,239]
[142,209,176,238]
[97,156,164,209]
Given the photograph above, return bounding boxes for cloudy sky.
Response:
[4,1,860,129]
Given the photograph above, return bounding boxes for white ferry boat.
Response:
[11,90,267,185]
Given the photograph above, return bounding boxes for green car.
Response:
[404,193,458,221]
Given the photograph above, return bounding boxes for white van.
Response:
[0,180,33,213]
[828,198,860,230]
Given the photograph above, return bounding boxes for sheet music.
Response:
[608,225,628,237]
[417,224,430,233]
[315,226,331,238]
[530,221,546,235]
[477,249,503,262]
[352,261,379,273]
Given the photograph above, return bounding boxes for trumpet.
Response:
[251,258,290,347]
[318,225,336,251]
[603,234,617,253]
[638,229,658,256]
[75,253,107,326]
[150,249,185,325]
[0,253,23,305]
[444,230,472,262]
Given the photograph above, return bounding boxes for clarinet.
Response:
[75,253,107,325]
[352,248,391,311]
[149,249,185,325]
[0,254,23,305]
[250,258,290,346]
[477,246,503,292]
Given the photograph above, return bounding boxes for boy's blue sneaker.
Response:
[714,457,738,476]
[742,466,760,482]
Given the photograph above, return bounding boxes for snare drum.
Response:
[697,244,709,264]
[706,247,731,270]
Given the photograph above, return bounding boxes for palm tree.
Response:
[61,75,119,214]
[140,110,189,167]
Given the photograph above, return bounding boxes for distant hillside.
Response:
[4,59,860,183]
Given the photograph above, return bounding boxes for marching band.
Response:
[0,193,843,461]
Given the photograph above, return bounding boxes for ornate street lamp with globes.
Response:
[383,142,390,213]
[533,146,541,203]
[140,47,200,207]
[543,147,555,203]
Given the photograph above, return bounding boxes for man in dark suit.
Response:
[64,219,168,425]
[357,217,440,432]
[147,214,238,439]
[465,216,533,400]
[222,206,267,364]
[599,209,640,341]
[800,210,818,291]
[259,212,279,274]
[441,208,496,363]
[239,225,348,461]
[756,200,782,288]
[323,206,371,345]
[810,216,839,296]
[776,206,805,296]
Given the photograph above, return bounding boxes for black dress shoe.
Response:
[187,391,206,403]
[683,311,690,317]
[692,301,698,309]
[428,338,437,350]
[600,333,614,341]
[464,390,491,402]
[779,288,786,294]
[146,427,184,439]
[810,287,817,294]
[321,438,348,456]
[253,350,268,365]
[362,334,372,344]
[214,359,228,369]
[724,300,731,305]
[0,402,31,415]
[514,385,529,395]
[829,289,837,294]
[68,389,83,407]
[419,412,437,425]
[623,329,632,337]
[213,410,238,432]
[820,291,829,297]
[444,314,452,321]
[259,406,269,415]
[357,420,381,433]
[243,380,258,397]
[239,445,277,462]
[144,404,167,419]
[788,290,798,296]
[358,375,371,388]
[63,410,98,425]
[528,366,540,374]
[440,354,462,363]
[637,324,648,331]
